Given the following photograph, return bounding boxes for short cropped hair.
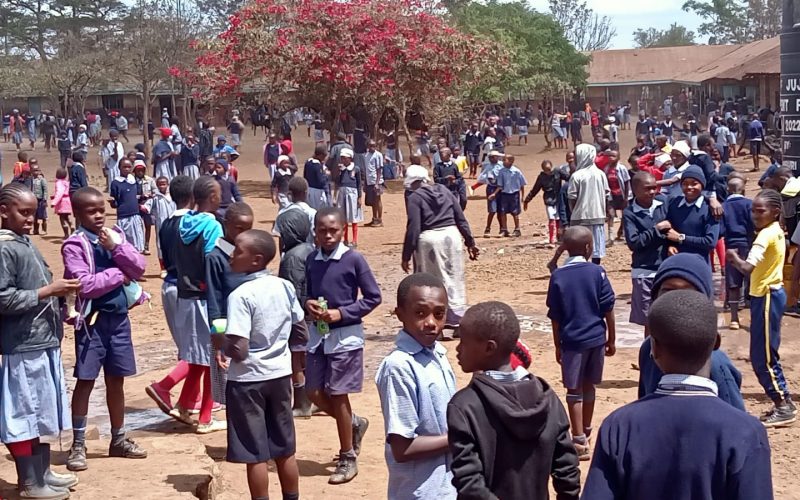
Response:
[169,175,194,207]
[226,201,254,220]
[648,289,717,370]
[460,301,520,357]
[242,229,277,266]
[70,186,103,211]
[396,273,447,308]
[315,206,344,226]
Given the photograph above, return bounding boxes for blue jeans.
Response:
[750,288,790,402]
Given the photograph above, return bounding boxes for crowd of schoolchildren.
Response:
[0,110,795,500]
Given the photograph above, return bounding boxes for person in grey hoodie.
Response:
[448,301,580,500]
[277,208,315,418]
[567,143,609,265]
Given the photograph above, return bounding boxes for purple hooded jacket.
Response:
[61,226,146,328]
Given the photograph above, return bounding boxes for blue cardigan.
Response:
[666,196,720,259]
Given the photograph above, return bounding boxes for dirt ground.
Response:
[1,123,799,499]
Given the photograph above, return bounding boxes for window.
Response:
[102,94,124,111]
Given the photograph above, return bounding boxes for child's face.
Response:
[224,213,254,242]
[119,161,133,177]
[214,164,225,176]
[751,197,779,230]
[76,194,107,232]
[541,162,553,173]
[680,178,702,201]
[340,157,352,167]
[633,177,658,207]
[656,277,696,296]
[502,157,513,168]
[315,214,344,252]
[204,158,217,174]
[229,234,261,274]
[32,167,41,178]
[455,324,495,373]
[134,168,144,179]
[157,179,169,194]
[0,191,37,234]
[395,285,448,348]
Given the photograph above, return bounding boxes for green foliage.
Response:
[633,23,697,48]
[682,0,780,44]
[451,0,588,101]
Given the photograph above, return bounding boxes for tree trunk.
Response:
[143,84,151,159]
[399,100,414,157]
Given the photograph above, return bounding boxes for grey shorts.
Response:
[630,276,654,326]
[561,345,605,390]
[305,348,363,395]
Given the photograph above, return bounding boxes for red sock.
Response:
[199,367,213,425]
[156,360,190,391]
[177,364,203,409]
[344,224,349,244]
[548,220,557,243]
[716,238,726,268]
[159,259,165,270]
[709,250,716,272]
[6,439,34,458]
[351,223,358,244]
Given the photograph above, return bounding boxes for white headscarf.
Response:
[575,143,597,171]
[404,164,430,189]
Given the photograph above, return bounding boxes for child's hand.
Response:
[98,228,118,251]
[401,260,411,273]
[43,278,81,298]
[668,246,679,256]
[467,245,480,261]
[605,341,616,357]
[321,308,342,323]
[555,345,562,365]
[215,350,229,370]
[305,299,324,319]
[523,201,529,211]
[665,229,681,242]
[655,220,672,233]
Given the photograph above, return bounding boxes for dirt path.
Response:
[0,126,798,499]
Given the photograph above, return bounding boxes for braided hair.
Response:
[755,188,783,219]
[0,182,33,208]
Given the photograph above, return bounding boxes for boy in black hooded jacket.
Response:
[448,301,580,500]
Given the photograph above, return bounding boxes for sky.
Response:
[528,0,705,49]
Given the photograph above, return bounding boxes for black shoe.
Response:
[328,453,358,484]
[512,229,521,237]
[483,228,491,238]
[500,230,510,238]
[65,443,87,472]
[761,401,797,428]
[108,438,148,459]
[352,416,369,456]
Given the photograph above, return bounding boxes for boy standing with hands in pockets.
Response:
[305,207,382,484]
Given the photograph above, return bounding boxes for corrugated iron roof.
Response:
[586,37,779,86]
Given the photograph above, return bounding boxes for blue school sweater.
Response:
[546,259,615,351]
[721,195,754,248]
[583,387,772,500]
[623,196,668,272]
[110,178,140,218]
[303,158,328,190]
[666,196,720,259]
[688,152,718,199]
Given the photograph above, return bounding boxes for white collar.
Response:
[315,242,349,261]
[678,195,705,208]
[657,374,718,396]
[563,255,587,266]
[171,208,190,218]
[632,198,663,213]
[214,237,235,257]
[114,174,136,184]
[727,193,744,199]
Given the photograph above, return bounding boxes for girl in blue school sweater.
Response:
[663,165,719,262]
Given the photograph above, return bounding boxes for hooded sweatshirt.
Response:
[567,144,609,225]
[277,209,314,308]
[176,211,223,299]
[447,372,581,500]
[402,183,476,263]
[637,254,745,410]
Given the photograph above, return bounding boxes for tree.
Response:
[548,0,616,51]
[682,0,780,44]
[178,0,501,152]
[633,24,697,48]
[451,1,587,103]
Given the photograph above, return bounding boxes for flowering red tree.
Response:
[176,0,501,146]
